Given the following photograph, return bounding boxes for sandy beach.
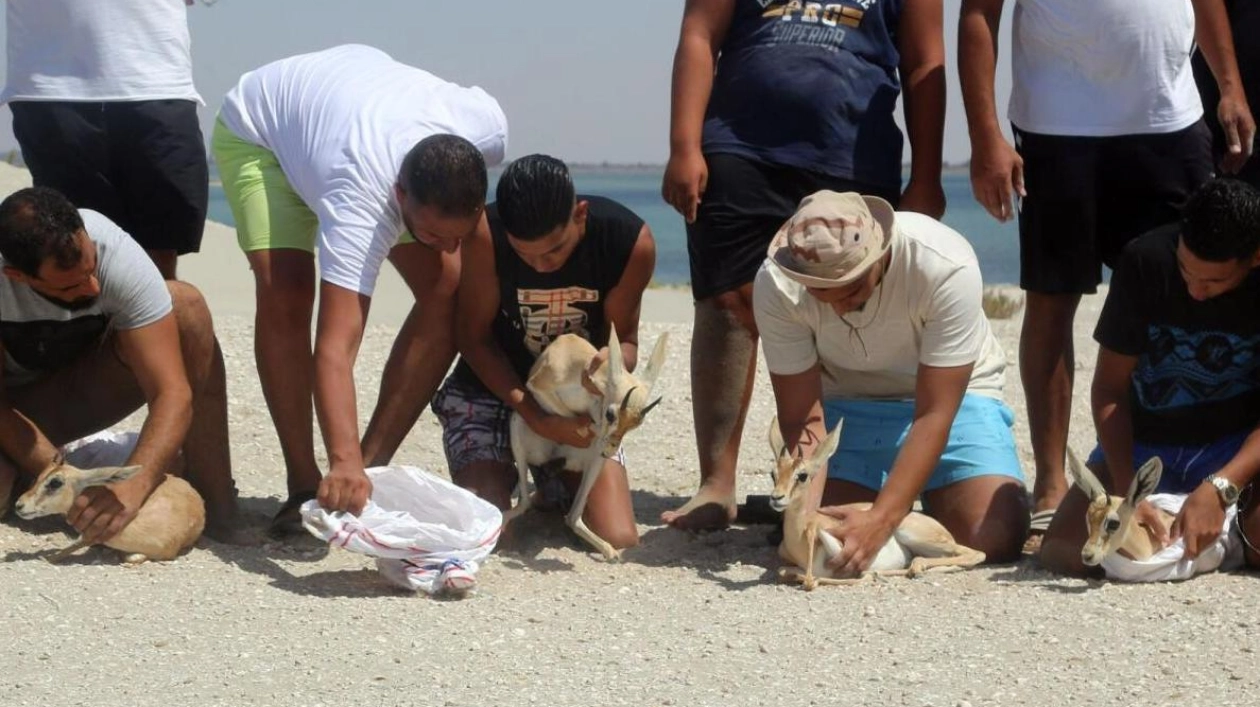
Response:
[0,162,1256,707]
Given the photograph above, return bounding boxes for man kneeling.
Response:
[1041,178,1260,576]
[0,187,245,546]
[432,155,656,551]
[755,191,1029,574]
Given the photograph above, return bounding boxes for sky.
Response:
[0,0,1015,165]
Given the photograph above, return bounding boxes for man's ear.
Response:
[393,182,407,206]
[573,200,589,229]
[2,265,30,284]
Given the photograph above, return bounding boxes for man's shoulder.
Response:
[1119,224,1179,270]
[581,195,644,231]
[896,212,980,278]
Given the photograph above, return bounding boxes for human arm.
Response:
[1192,0,1256,174]
[1172,424,1260,558]
[312,283,373,514]
[589,224,656,375]
[661,0,735,223]
[823,362,973,575]
[68,314,192,543]
[958,0,1024,222]
[454,219,591,448]
[898,0,947,218]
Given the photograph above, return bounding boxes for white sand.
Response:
[0,163,1255,707]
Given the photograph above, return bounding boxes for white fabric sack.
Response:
[61,430,140,467]
[1101,493,1245,582]
[300,466,502,596]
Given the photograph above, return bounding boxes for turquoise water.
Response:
[207,169,1028,287]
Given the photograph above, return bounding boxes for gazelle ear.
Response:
[638,332,669,390]
[76,465,143,490]
[767,415,786,458]
[804,420,844,475]
[1066,449,1108,503]
[1126,456,1163,507]
[606,324,624,389]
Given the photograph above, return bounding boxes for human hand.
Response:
[969,135,1025,223]
[318,465,373,515]
[1130,498,1172,550]
[1170,484,1226,559]
[818,505,899,577]
[530,413,595,448]
[900,179,947,219]
[1217,92,1257,175]
[661,149,708,223]
[67,474,154,545]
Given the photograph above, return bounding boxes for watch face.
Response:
[1212,476,1240,504]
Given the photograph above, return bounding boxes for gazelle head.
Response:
[766,416,844,512]
[1067,452,1163,566]
[14,463,142,520]
[589,325,668,457]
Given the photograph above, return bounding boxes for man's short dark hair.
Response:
[1181,178,1260,262]
[495,154,575,241]
[397,134,487,217]
[0,187,87,277]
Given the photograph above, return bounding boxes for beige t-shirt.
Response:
[753,212,1006,401]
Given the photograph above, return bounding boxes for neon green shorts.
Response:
[211,118,413,254]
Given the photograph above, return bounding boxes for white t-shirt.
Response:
[1,0,200,103]
[754,212,1007,401]
[217,44,509,296]
[1009,0,1202,136]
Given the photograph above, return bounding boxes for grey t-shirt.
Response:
[0,209,171,386]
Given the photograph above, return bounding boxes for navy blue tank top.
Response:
[702,0,905,189]
[451,195,644,391]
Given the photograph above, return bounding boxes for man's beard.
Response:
[35,291,98,312]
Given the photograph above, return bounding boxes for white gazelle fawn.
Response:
[1066,450,1172,566]
[767,417,986,590]
[506,325,668,559]
[14,463,205,564]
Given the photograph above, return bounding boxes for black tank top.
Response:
[452,195,643,390]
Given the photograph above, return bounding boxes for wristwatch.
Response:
[1206,474,1242,506]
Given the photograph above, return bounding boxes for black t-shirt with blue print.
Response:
[1095,225,1260,445]
[702,0,906,189]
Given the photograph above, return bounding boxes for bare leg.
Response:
[661,288,758,530]
[361,243,458,467]
[452,460,518,511]
[247,249,321,499]
[166,282,250,543]
[922,475,1029,564]
[1241,485,1260,568]
[1021,292,1082,517]
[146,249,179,281]
[562,457,639,553]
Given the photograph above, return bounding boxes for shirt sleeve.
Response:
[919,262,986,368]
[96,220,172,330]
[753,265,818,376]
[316,188,397,296]
[1094,243,1149,356]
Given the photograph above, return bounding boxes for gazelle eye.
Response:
[45,477,64,492]
[1104,518,1121,532]
[795,472,808,484]
[605,409,616,424]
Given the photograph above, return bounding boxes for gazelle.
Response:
[1066,451,1172,566]
[507,325,668,559]
[14,462,205,564]
[767,417,986,590]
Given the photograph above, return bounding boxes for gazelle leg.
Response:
[906,547,986,577]
[47,539,89,563]
[565,459,618,560]
[503,418,534,522]
[802,520,822,591]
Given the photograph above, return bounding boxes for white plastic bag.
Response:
[1101,493,1245,582]
[300,466,503,597]
[61,430,140,467]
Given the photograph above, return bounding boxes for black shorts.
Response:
[10,99,209,255]
[686,153,900,300]
[1014,120,1213,294]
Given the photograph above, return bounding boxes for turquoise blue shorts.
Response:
[1086,430,1249,494]
[823,394,1025,493]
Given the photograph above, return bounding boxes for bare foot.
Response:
[661,487,737,530]
[204,507,265,546]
